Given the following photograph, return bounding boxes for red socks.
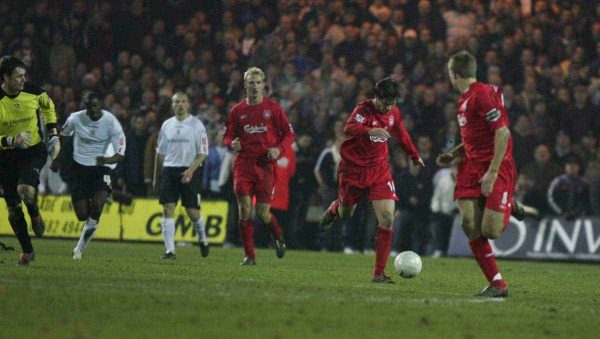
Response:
[239,219,255,259]
[469,236,507,288]
[267,214,283,240]
[373,226,393,276]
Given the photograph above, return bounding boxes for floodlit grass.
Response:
[0,237,598,338]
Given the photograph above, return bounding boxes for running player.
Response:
[52,92,126,260]
[0,55,59,266]
[223,67,295,265]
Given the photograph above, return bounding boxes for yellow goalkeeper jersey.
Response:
[0,82,57,151]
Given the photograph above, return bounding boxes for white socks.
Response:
[161,218,176,253]
[193,218,208,245]
[75,218,98,252]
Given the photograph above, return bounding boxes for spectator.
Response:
[202,130,227,198]
[393,161,430,256]
[429,163,458,257]
[287,133,319,249]
[511,115,538,170]
[314,122,344,251]
[554,130,576,165]
[548,157,591,219]
[585,156,600,216]
[521,144,562,215]
[119,114,148,196]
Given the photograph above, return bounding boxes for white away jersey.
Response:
[157,115,209,167]
[61,109,126,168]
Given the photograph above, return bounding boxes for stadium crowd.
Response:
[2,0,599,255]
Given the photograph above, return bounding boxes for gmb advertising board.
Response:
[0,195,228,244]
[448,216,600,262]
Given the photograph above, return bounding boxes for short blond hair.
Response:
[244,67,265,81]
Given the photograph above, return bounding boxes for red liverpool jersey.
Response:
[340,99,420,168]
[224,97,296,160]
[457,82,513,162]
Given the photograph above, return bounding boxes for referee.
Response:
[0,55,60,266]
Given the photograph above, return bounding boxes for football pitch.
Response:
[0,238,598,338]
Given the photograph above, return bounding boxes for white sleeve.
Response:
[547,177,563,214]
[218,152,233,187]
[61,115,75,136]
[196,121,209,156]
[430,181,441,212]
[110,118,126,155]
[156,124,167,156]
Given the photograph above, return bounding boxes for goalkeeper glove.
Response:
[47,135,61,160]
[1,131,33,149]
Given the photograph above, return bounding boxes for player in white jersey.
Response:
[51,92,126,259]
[153,92,209,259]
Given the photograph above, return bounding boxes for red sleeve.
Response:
[223,106,237,150]
[475,86,507,131]
[275,105,296,154]
[391,109,420,161]
[344,106,370,136]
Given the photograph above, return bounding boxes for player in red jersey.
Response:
[223,67,295,265]
[437,51,517,298]
[320,77,424,283]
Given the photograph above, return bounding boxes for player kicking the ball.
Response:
[52,92,126,260]
[320,77,424,283]
[436,51,517,298]
[223,67,295,265]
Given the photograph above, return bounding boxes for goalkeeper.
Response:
[0,55,59,267]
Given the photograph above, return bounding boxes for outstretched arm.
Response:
[436,143,464,166]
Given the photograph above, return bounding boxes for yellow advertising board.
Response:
[0,195,228,244]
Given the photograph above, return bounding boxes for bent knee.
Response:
[461,218,479,239]
[75,214,87,222]
[379,211,394,228]
[481,224,503,240]
[16,186,36,203]
[258,212,270,224]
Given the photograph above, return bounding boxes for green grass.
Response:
[0,237,598,339]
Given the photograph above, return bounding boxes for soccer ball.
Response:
[394,251,422,278]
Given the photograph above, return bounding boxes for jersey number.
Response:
[501,191,508,205]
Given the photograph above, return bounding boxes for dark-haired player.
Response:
[0,55,59,266]
[320,77,424,283]
[52,92,126,260]
[223,67,295,265]
[436,50,516,298]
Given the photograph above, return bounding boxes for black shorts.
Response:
[70,161,112,202]
[0,143,47,206]
[159,167,202,208]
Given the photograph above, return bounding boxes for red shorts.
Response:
[337,162,398,206]
[454,157,516,225]
[233,157,275,204]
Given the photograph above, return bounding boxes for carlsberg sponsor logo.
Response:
[244,124,267,134]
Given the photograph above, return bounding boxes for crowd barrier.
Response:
[0,195,228,244]
[448,216,600,262]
